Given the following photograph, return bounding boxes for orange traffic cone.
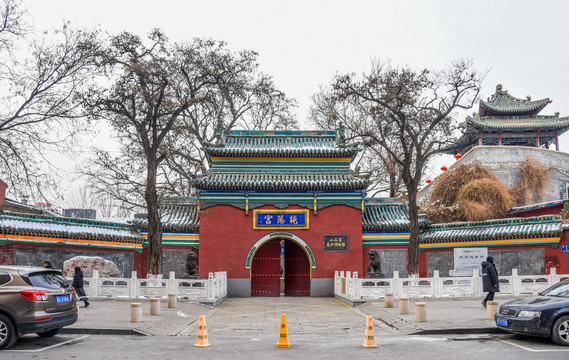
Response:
[276,314,291,348]
[362,315,378,348]
[194,315,211,348]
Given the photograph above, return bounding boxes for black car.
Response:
[495,278,569,346]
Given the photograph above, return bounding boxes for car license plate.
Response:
[496,317,508,327]
[56,295,69,303]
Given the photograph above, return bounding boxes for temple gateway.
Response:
[1,86,569,297]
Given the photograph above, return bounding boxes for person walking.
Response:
[72,266,90,308]
[481,256,499,308]
[42,259,56,269]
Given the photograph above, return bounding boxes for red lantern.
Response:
[454,154,462,160]
[441,166,448,172]
[426,179,431,184]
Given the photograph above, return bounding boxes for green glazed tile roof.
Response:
[194,173,370,191]
[205,130,358,158]
[363,198,430,231]
[480,88,550,117]
[420,216,562,243]
[0,211,144,244]
[131,197,199,232]
[466,115,569,132]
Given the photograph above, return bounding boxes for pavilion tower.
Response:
[454,84,569,153]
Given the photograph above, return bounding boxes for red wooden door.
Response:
[284,240,310,296]
[251,239,281,297]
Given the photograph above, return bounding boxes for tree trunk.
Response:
[146,159,163,275]
[407,185,420,275]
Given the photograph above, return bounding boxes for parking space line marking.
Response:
[6,335,90,353]
[501,340,569,352]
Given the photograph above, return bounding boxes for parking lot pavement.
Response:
[66,298,208,336]
[65,295,526,338]
[358,296,509,334]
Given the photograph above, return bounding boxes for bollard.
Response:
[150,298,161,316]
[385,293,394,308]
[399,297,409,314]
[168,293,177,308]
[487,301,498,320]
[130,303,142,323]
[415,302,427,322]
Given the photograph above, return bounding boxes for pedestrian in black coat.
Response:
[72,267,90,308]
[42,259,56,269]
[481,256,499,308]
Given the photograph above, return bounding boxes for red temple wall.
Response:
[198,204,363,279]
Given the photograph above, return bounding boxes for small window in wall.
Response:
[566,182,569,199]
[0,271,12,286]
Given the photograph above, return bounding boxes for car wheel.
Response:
[36,328,61,338]
[551,315,569,346]
[0,314,17,350]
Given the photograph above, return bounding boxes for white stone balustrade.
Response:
[73,271,227,302]
[335,268,568,302]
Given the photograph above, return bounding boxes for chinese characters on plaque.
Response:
[253,210,309,229]
[323,235,348,252]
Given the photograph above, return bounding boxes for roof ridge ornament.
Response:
[336,121,346,146]
[215,124,226,146]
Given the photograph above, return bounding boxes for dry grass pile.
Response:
[422,163,513,223]
[456,178,513,221]
[512,157,551,206]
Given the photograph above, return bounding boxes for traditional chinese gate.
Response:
[251,238,311,297]
[284,239,310,296]
[251,239,281,296]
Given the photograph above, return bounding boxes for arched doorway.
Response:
[251,238,311,297]
[284,239,310,296]
[251,239,281,297]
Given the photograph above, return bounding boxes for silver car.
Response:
[0,266,78,349]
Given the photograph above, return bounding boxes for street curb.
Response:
[410,327,503,335]
[61,328,150,336]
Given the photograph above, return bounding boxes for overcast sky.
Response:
[22,0,569,203]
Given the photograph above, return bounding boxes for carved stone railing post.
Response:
[549,267,559,285]
[433,270,441,298]
[206,272,215,300]
[352,272,361,299]
[392,271,401,299]
[91,270,100,298]
[471,269,481,297]
[167,271,177,296]
[346,271,352,298]
[334,271,339,295]
[511,269,520,296]
[129,271,138,298]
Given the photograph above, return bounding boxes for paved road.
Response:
[2,296,568,358]
[3,332,569,359]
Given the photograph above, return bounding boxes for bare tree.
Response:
[309,87,404,197]
[162,39,297,194]
[0,0,27,52]
[81,30,205,275]
[0,0,99,201]
[81,32,295,274]
[332,60,482,273]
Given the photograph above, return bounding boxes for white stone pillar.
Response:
[433,270,441,298]
[207,272,215,300]
[129,271,138,298]
[511,269,520,296]
[91,270,100,298]
[393,271,401,299]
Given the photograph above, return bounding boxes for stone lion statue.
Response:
[185,251,200,278]
[366,250,383,278]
